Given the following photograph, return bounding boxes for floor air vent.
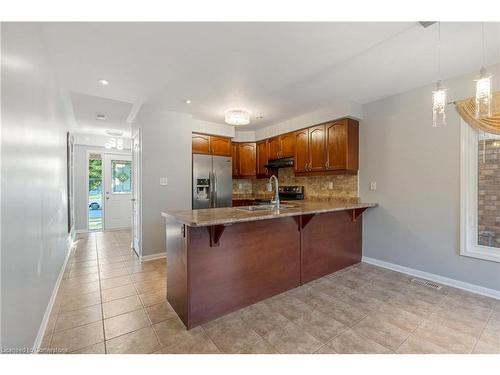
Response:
[410,278,442,290]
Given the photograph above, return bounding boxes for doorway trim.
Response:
[85,148,132,232]
[132,129,143,259]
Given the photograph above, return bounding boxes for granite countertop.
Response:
[232,194,273,200]
[162,199,377,227]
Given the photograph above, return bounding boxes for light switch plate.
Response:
[160,177,168,186]
[370,182,377,191]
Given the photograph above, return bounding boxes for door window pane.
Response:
[88,155,103,230]
[478,134,500,248]
[112,160,132,193]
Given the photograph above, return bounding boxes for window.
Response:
[88,154,103,230]
[111,160,132,193]
[460,120,500,262]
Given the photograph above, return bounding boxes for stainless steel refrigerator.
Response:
[192,154,232,209]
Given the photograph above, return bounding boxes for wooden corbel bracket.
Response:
[207,225,226,247]
[350,208,368,222]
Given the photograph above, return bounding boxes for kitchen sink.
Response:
[237,204,299,211]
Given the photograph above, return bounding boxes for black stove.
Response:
[278,186,304,201]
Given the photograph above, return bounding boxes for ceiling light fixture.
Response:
[475,22,493,119]
[97,114,107,121]
[105,137,124,150]
[224,108,251,126]
[432,22,447,127]
[185,99,192,104]
[99,79,109,86]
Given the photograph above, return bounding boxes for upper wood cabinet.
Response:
[280,133,296,158]
[210,136,231,156]
[294,129,309,173]
[293,119,359,174]
[325,119,359,172]
[268,136,281,160]
[237,143,256,177]
[268,133,296,160]
[256,140,270,178]
[192,133,231,156]
[308,125,326,172]
[192,133,211,154]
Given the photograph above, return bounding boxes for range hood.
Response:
[265,157,294,169]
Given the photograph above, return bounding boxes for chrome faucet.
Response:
[267,175,280,209]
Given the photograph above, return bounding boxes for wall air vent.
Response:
[410,278,442,290]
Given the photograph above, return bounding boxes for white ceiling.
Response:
[40,22,500,132]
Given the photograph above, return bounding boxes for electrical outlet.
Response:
[238,183,243,189]
[370,182,377,191]
[160,177,168,186]
[328,182,334,189]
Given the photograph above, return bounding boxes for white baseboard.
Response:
[32,235,74,352]
[362,256,500,300]
[140,252,166,262]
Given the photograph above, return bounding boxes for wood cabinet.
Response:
[294,129,309,173]
[308,125,326,172]
[256,140,270,178]
[192,133,211,154]
[293,119,358,174]
[192,133,231,157]
[237,143,256,177]
[268,133,296,160]
[280,133,296,158]
[325,119,359,172]
[210,136,231,156]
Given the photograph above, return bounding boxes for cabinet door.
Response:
[256,140,269,178]
[280,133,296,158]
[210,136,231,156]
[325,120,347,170]
[192,133,210,154]
[238,143,256,177]
[294,129,309,173]
[231,142,239,178]
[308,125,326,172]
[268,136,281,160]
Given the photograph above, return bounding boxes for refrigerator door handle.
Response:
[213,172,217,207]
[209,171,214,208]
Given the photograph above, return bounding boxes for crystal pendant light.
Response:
[432,22,447,127]
[475,23,493,119]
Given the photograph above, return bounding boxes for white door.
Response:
[104,154,132,230]
[131,130,142,256]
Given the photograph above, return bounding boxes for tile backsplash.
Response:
[233,167,358,199]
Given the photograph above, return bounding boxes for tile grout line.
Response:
[95,234,109,354]
[470,306,494,354]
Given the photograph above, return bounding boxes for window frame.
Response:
[460,120,500,262]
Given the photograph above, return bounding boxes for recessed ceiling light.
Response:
[185,99,192,104]
[255,115,264,120]
[97,114,107,120]
[98,79,109,86]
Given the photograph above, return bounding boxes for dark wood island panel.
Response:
[300,211,362,284]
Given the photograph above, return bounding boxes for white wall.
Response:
[73,144,131,232]
[1,23,70,348]
[360,65,500,291]
[132,107,193,257]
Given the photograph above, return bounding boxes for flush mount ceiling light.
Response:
[432,22,447,127]
[475,23,493,119]
[96,114,107,121]
[98,79,109,86]
[185,99,192,104]
[105,137,124,150]
[224,108,251,126]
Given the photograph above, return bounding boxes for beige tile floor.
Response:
[40,230,500,354]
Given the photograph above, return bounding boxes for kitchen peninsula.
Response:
[162,200,376,329]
